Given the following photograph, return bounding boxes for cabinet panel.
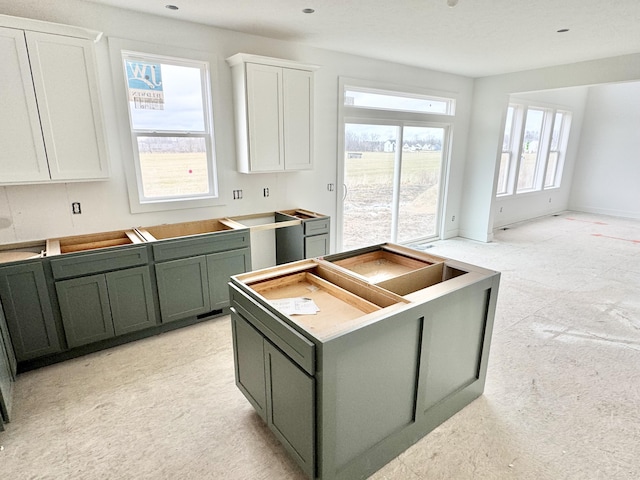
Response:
[421,286,490,412]
[106,266,157,335]
[25,32,108,180]
[265,340,315,478]
[0,301,14,422]
[304,234,329,259]
[246,63,283,172]
[50,245,148,279]
[282,68,313,171]
[151,230,250,262]
[0,27,50,183]
[156,256,210,322]
[0,262,60,361]
[56,274,114,348]
[231,310,267,420]
[0,302,16,379]
[303,217,329,236]
[0,332,13,423]
[207,248,251,309]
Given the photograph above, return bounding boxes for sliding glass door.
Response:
[342,123,447,250]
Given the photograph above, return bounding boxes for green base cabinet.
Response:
[275,211,330,265]
[56,266,157,348]
[231,308,315,477]
[0,262,60,361]
[152,230,251,323]
[230,243,500,479]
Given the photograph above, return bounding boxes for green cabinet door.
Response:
[231,310,267,420]
[0,324,14,422]
[0,262,60,361]
[56,274,114,348]
[0,302,16,378]
[156,256,210,323]
[106,266,157,335]
[264,340,315,478]
[304,233,329,259]
[207,248,251,309]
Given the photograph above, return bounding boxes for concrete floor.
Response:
[1,211,639,479]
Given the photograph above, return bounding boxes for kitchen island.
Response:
[229,243,500,479]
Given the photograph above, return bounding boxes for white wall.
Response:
[0,0,473,251]
[461,54,640,242]
[569,81,640,219]
[492,87,588,229]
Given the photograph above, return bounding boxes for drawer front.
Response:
[152,229,250,262]
[51,246,148,280]
[230,284,315,375]
[303,217,329,236]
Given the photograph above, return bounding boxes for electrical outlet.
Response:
[327,183,335,192]
[72,202,82,214]
[233,189,243,200]
[451,215,455,222]
[263,187,269,197]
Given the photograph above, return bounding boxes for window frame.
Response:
[108,38,223,213]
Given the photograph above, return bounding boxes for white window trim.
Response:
[108,38,225,213]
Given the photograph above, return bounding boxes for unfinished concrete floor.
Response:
[1,211,639,479]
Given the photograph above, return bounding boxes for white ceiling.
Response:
[83,0,640,77]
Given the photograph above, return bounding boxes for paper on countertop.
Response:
[270,297,320,315]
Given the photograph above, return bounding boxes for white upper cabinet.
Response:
[227,54,318,174]
[0,17,108,185]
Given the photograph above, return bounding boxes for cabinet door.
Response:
[0,302,16,379]
[0,263,60,361]
[264,340,315,478]
[26,32,108,181]
[246,63,284,172]
[106,266,157,335]
[56,274,114,348]
[304,233,330,259]
[156,256,210,323]
[282,68,313,171]
[231,310,267,420]
[207,248,251,309]
[0,330,14,423]
[0,27,50,183]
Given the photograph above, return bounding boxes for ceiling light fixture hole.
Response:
[557,28,570,33]
[302,8,315,14]
[165,4,179,10]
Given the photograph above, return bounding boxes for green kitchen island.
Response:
[229,243,500,479]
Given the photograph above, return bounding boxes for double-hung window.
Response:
[121,51,217,206]
[497,101,571,197]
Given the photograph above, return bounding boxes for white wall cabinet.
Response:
[227,53,318,174]
[0,21,108,185]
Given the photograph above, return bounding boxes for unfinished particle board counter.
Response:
[229,243,500,479]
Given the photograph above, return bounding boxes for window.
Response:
[496,106,515,195]
[339,80,454,250]
[497,101,571,197]
[121,51,217,204]
[344,87,455,115]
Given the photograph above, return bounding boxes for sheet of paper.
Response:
[270,297,320,315]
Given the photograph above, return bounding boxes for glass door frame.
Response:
[338,116,452,251]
